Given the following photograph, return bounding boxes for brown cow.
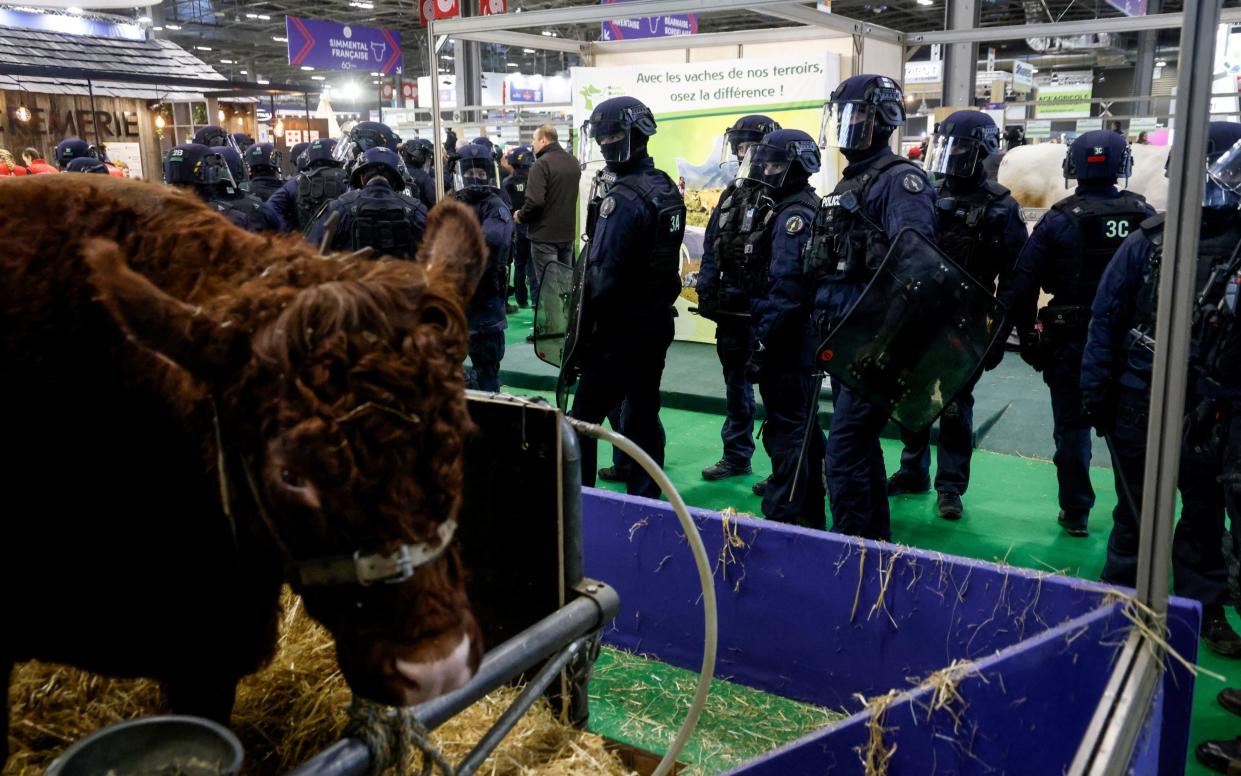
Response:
[0,175,487,762]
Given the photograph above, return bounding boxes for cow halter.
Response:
[210,397,457,589]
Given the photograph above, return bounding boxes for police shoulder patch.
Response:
[901,173,925,194]
[600,196,616,217]
[785,214,806,236]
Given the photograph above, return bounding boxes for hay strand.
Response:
[854,689,900,776]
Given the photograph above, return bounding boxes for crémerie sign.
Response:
[3,106,141,138]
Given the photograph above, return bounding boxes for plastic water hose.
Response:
[565,418,718,776]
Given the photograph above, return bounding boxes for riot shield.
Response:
[817,228,1005,433]
[533,257,587,411]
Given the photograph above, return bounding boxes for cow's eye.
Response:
[280,468,304,488]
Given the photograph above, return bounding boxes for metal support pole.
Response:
[86,78,101,148]
[303,92,312,138]
[376,79,384,123]
[428,19,445,201]
[941,0,979,106]
[1131,0,1162,117]
[1135,0,1221,617]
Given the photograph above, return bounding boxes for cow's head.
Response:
[83,201,487,706]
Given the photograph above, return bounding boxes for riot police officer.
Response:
[997,130,1154,537]
[192,125,231,149]
[1081,121,1241,656]
[887,111,1028,520]
[289,141,312,175]
[570,96,686,499]
[736,129,826,527]
[244,143,284,201]
[205,144,276,232]
[264,138,349,233]
[501,145,535,309]
[54,137,97,170]
[452,144,515,392]
[400,138,439,208]
[335,121,402,175]
[309,146,427,258]
[695,115,782,486]
[163,143,265,231]
[808,74,937,541]
[64,157,109,174]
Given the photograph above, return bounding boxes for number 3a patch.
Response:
[901,173,925,194]
[600,196,616,217]
[785,215,806,235]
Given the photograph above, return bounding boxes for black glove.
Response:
[1018,333,1046,372]
[1083,393,1116,437]
[696,294,719,322]
[982,341,1005,371]
[744,344,767,384]
[444,128,458,155]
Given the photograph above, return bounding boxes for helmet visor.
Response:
[736,144,794,189]
[453,156,499,191]
[580,119,632,166]
[820,100,876,150]
[925,135,982,177]
[1208,138,1241,195]
[197,153,237,187]
[717,128,764,172]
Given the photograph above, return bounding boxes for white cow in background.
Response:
[997,142,1170,212]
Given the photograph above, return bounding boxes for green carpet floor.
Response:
[494,309,1236,775]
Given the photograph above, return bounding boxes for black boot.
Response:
[598,466,625,483]
[752,476,771,497]
[1204,606,1241,658]
[1058,510,1089,538]
[937,492,963,521]
[1196,736,1241,773]
[1218,688,1241,717]
[701,459,752,481]
[886,472,930,496]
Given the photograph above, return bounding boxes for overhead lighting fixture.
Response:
[1155,59,1167,67]
[301,65,315,70]
[273,35,288,42]
[220,59,233,64]
[540,30,556,36]
[506,62,519,67]
[66,6,83,14]
[257,78,270,84]
[14,105,31,123]
[523,48,535,53]
[165,23,181,29]
[1030,67,1039,73]
[370,71,380,76]
[154,113,166,129]
[916,0,933,6]
[274,118,284,135]
[137,15,152,23]
[195,45,212,51]
[349,0,375,8]
[152,25,163,30]
[311,75,326,80]
[239,69,248,74]
[372,80,380,84]
[245,12,271,19]
[235,115,244,126]
[218,108,226,121]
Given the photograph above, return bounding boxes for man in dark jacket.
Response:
[517,124,581,306]
[501,145,535,309]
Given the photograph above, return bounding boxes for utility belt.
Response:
[1036,305,1091,339]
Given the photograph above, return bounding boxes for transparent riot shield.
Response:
[533,258,586,411]
[817,228,1005,433]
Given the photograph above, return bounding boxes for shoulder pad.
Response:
[983,180,1010,199]
[1122,190,1148,203]
[1140,214,1165,235]
[873,155,916,175]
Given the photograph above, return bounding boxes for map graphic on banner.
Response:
[599,0,697,41]
[572,54,839,343]
[286,16,403,74]
[1035,70,1093,118]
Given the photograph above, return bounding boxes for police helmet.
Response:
[231,132,255,151]
[211,145,247,184]
[349,146,407,189]
[580,96,658,166]
[163,143,236,189]
[821,74,905,150]
[55,137,97,170]
[302,138,341,172]
[65,157,109,174]
[717,115,782,170]
[290,141,312,173]
[334,121,401,170]
[400,138,435,170]
[737,128,821,190]
[454,143,500,192]
[925,110,1001,179]
[245,142,282,176]
[1201,122,1241,209]
[193,125,232,148]
[506,144,535,169]
[1064,130,1133,184]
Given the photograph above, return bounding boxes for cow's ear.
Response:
[83,238,250,384]
[418,199,486,303]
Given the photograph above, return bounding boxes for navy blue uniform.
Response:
[998,186,1153,527]
[501,168,533,307]
[410,167,437,209]
[206,190,280,233]
[457,190,515,392]
[1083,215,1241,605]
[752,184,825,527]
[247,174,283,202]
[810,148,937,540]
[570,158,684,499]
[894,177,1027,495]
[265,166,351,233]
[695,181,759,473]
[307,178,427,258]
[263,177,301,231]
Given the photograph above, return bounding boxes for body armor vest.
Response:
[587,167,686,301]
[211,194,265,231]
[804,155,916,283]
[349,196,417,259]
[934,179,1013,286]
[1047,191,1148,306]
[248,175,282,202]
[296,166,348,230]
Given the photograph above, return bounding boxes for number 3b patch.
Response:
[785,215,806,235]
[600,196,616,217]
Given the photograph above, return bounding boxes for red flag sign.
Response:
[481,0,506,15]
[419,0,460,24]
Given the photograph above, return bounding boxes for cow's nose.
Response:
[393,634,474,705]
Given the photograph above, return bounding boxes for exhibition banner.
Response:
[1026,119,1052,139]
[1012,61,1035,93]
[599,0,697,41]
[286,16,403,74]
[1035,70,1094,118]
[572,54,840,343]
